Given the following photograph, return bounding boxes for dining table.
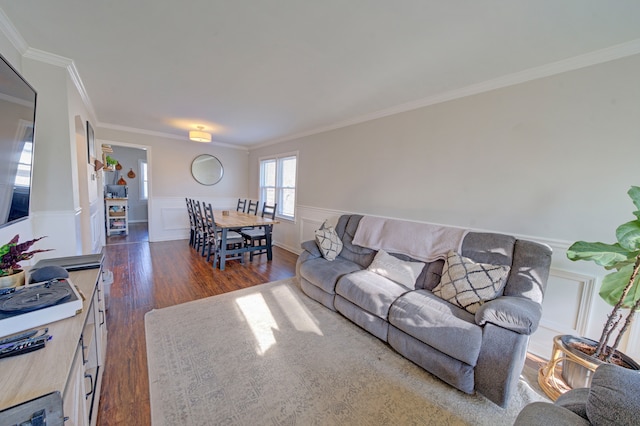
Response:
[213,210,280,270]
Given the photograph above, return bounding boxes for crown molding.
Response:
[97,122,249,152]
[253,38,640,149]
[0,7,28,54]
[22,48,98,123]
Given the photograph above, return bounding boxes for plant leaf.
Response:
[567,241,635,268]
[629,186,640,219]
[616,220,640,251]
[599,263,640,309]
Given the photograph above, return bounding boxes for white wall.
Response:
[249,53,640,359]
[96,128,249,242]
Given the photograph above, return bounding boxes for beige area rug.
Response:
[145,279,548,425]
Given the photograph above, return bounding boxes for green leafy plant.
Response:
[0,234,52,276]
[567,186,640,362]
[105,155,118,166]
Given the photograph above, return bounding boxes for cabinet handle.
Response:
[85,373,94,398]
[99,309,105,326]
[80,335,88,365]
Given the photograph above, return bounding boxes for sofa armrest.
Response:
[556,388,589,419]
[301,240,322,259]
[514,401,591,426]
[475,296,542,335]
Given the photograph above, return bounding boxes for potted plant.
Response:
[104,155,118,171]
[563,185,640,387]
[0,234,51,289]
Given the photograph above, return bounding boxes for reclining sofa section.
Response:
[296,214,552,407]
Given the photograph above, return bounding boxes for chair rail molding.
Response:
[293,204,638,360]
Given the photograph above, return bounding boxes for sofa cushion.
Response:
[299,257,363,294]
[389,290,482,366]
[336,270,409,320]
[315,223,343,261]
[433,250,510,314]
[366,249,425,289]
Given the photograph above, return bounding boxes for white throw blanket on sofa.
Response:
[352,216,468,262]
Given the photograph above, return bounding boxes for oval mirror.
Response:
[191,154,224,185]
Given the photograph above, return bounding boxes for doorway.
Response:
[102,144,150,246]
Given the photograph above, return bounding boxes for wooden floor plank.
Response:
[97,236,297,425]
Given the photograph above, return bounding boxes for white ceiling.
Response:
[1,1,640,148]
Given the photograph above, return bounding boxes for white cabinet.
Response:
[65,271,107,426]
[0,263,107,426]
[105,198,128,236]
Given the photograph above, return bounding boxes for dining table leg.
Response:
[219,228,228,270]
[265,225,273,261]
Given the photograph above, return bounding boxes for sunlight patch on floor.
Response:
[271,284,323,336]
[236,293,278,355]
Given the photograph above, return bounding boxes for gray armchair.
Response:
[514,363,640,426]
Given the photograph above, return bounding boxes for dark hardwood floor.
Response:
[105,222,149,245]
[97,238,297,425]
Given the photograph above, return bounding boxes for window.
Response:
[14,141,33,187]
[259,153,297,220]
[139,160,148,200]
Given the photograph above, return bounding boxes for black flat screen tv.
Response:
[0,52,37,229]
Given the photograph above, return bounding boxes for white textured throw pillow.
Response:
[367,249,425,289]
[433,250,510,314]
[315,225,343,261]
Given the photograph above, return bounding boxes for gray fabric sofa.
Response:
[297,214,552,407]
[515,363,640,425]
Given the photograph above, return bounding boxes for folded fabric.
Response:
[352,216,467,262]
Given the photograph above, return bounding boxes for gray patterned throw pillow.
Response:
[315,223,343,261]
[432,250,510,314]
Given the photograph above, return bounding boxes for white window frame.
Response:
[139,159,148,200]
[259,151,298,221]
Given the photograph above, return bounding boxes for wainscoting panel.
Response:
[90,206,102,254]
[31,209,82,257]
[626,319,640,361]
[529,269,595,358]
[149,196,238,242]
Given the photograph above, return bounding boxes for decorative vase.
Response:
[560,335,640,388]
[127,168,136,179]
[0,269,26,289]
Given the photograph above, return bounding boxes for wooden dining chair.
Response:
[236,198,247,213]
[246,200,259,215]
[185,198,197,248]
[203,203,245,267]
[240,202,277,261]
[192,200,208,256]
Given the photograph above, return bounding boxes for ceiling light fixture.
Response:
[189,126,212,143]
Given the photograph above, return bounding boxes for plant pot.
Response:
[0,269,25,289]
[560,335,640,388]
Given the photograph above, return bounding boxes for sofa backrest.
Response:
[335,215,552,303]
[462,232,551,303]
